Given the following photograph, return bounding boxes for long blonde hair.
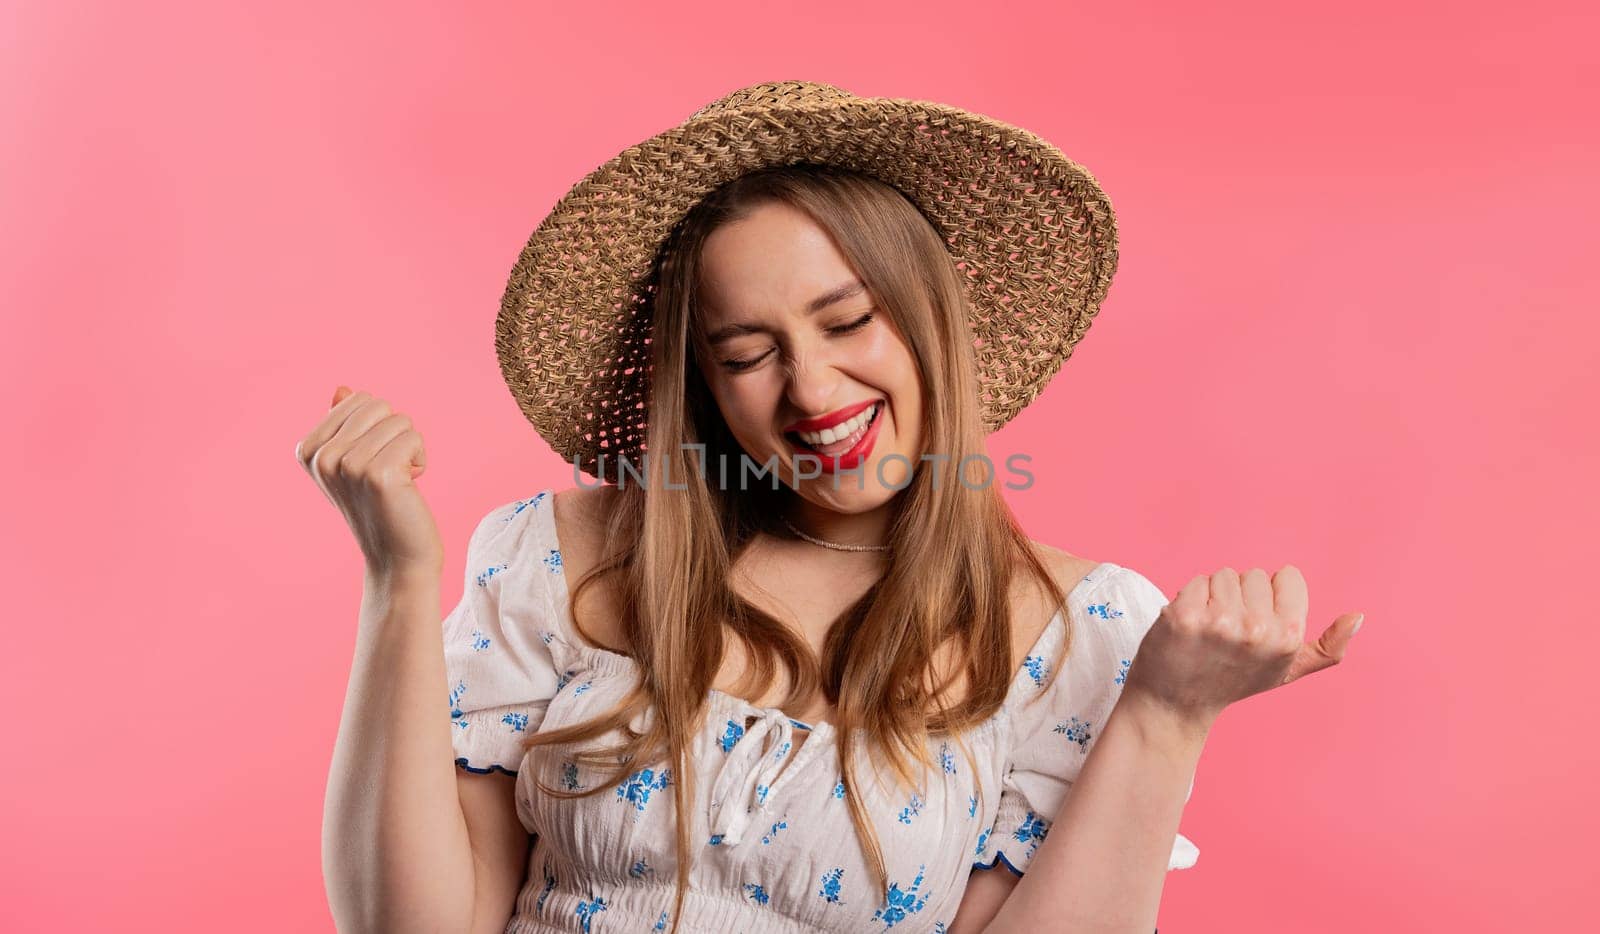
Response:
[518,164,1071,932]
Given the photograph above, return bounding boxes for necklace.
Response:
[782,516,892,553]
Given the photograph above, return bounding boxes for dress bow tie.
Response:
[707,707,798,847]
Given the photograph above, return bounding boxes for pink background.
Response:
[4,0,1595,930]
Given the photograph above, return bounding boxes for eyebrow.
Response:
[703,279,867,345]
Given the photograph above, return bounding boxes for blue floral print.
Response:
[508,491,547,519]
[501,711,528,732]
[653,909,669,931]
[1116,658,1131,685]
[1014,811,1048,843]
[744,882,771,905]
[574,895,606,933]
[470,629,491,651]
[968,794,978,818]
[1053,716,1094,752]
[1085,600,1124,620]
[473,562,508,588]
[544,548,564,573]
[940,742,957,774]
[760,818,788,845]
[1013,811,1050,859]
[629,858,653,879]
[818,867,845,903]
[873,864,929,927]
[897,793,924,825]
[561,761,582,791]
[616,767,672,815]
[1023,654,1049,686]
[720,719,746,752]
[832,778,846,799]
[535,865,556,914]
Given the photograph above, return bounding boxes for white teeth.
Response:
[795,402,879,449]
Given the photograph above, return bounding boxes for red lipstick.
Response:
[786,400,886,474]
[783,398,879,434]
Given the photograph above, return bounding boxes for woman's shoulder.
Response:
[1028,539,1103,591]
[551,483,621,528]
[1024,539,1169,626]
[992,540,1094,678]
[1022,539,1104,614]
[548,485,627,562]
[548,485,630,652]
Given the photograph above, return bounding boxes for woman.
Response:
[309,82,1363,934]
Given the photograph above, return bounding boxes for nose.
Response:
[783,349,843,420]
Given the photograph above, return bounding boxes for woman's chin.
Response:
[796,466,909,507]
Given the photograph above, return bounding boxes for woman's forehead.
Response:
[697,207,860,320]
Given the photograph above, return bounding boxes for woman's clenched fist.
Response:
[295,386,444,577]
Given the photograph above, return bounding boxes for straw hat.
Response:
[495,80,1119,479]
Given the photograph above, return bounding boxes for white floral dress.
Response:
[444,489,1198,933]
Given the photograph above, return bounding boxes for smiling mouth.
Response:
[785,401,883,457]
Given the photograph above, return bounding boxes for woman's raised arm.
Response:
[975,565,1361,932]
[302,386,478,933]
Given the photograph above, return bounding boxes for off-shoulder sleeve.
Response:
[974,564,1200,875]
[443,490,566,775]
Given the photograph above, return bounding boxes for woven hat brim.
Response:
[496,96,1119,478]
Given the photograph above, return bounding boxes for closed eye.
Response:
[720,350,769,372]
[718,312,876,373]
[828,312,875,335]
